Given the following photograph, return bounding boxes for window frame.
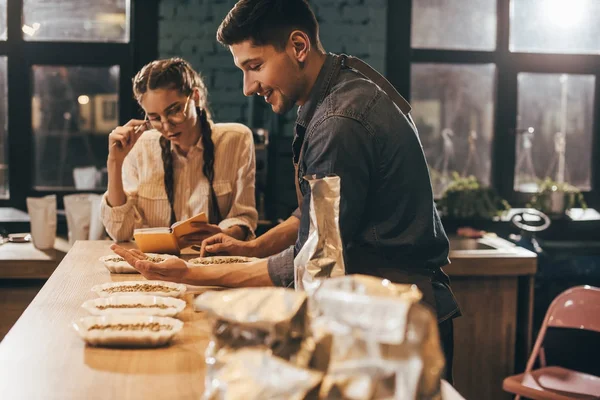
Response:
[387,0,600,209]
[0,0,158,209]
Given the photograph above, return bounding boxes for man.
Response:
[113,0,459,381]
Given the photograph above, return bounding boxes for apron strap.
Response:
[339,54,419,134]
[339,54,412,115]
[295,54,418,211]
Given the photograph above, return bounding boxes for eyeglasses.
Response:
[147,93,192,130]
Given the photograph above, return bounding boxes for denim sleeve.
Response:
[299,116,373,251]
[267,246,295,287]
[291,208,301,219]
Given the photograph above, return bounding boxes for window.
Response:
[411,0,497,51]
[23,0,129,43]
[0,56,7,198]
[32,65,119,189]
[411,63,496,197]
[510,0,600,54]
[389,0,599,208]
[0,0,6,40]
[0,0,158,209]
[515,73,594,192]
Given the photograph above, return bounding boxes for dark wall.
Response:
[157,0,387,127]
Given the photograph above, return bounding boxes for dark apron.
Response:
[293,54,436,312]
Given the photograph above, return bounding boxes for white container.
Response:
[82,295,186,318]
[91,280,187,298]
[98,253,178,274]
[72,315,183,347]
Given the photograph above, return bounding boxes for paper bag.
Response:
[64,193,93,245]
[88,194,106,240]
[26,194,57,250]
[294,175,345,294]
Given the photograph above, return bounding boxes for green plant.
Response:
[527,177,587,214]
[437,173,511,219]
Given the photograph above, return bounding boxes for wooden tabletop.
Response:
[0,207,30,222]
[0,240,212,400]
[0,238,71,279]
[446,235,537,277]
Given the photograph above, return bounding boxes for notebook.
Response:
[133,212,208,255]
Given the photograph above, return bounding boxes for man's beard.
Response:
[271,91,296,115]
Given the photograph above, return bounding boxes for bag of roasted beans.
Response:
[194,287,309,356]
[310,275,444,400]
[203,349,323,400]
[294,175,345,295]
[194,287,319,394]
[319,359,397,400]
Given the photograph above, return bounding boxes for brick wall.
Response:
[158,0,388,128]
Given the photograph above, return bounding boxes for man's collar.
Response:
[296,53,339,128]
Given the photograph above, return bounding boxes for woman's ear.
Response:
[289,30,310,64]
[192,88,201,106]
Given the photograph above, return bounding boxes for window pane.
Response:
[510,0,600,54]
[23,0,129,42]
[411,0,497,51]
[32,65,119,189]
[515,73,594,192]
[0,0,6,40]
[0,57,7,198]
[411,63,496,197]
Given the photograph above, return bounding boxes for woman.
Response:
[101,58,257,248]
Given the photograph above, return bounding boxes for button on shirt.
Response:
[101,123,258,241]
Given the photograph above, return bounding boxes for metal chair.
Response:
[503,285,600,399]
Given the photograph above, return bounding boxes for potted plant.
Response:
[527,177,587,215]
[436,173,511,219]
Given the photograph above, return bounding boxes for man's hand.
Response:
[110,244,191,283]
[177,222,222,249]
[199,233,254,257]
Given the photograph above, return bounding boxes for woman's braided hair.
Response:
[132,58,221,225]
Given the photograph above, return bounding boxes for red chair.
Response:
[503,285,600,400]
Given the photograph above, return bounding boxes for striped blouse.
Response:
[100,123,257,242]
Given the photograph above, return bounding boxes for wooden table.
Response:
[446,236,537,400]
[0,238,70,340]
[0,240,212,400]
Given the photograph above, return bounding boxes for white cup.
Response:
[73,166,98,190]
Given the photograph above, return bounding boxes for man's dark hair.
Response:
[217,0,322,51]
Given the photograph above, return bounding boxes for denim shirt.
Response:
[268,54,460,322]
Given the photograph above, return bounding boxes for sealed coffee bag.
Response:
[203,348,323,400]
[311,275,444,400]
[195,288,316,395]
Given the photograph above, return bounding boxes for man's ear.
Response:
[289,30,310,63]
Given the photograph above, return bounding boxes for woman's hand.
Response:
[110,244,190,283]
[108,119,149,164]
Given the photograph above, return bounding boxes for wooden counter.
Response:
[0,241,211,400]
[446,236,537,400]
[0,237,532,399]
[0,238,70,340]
